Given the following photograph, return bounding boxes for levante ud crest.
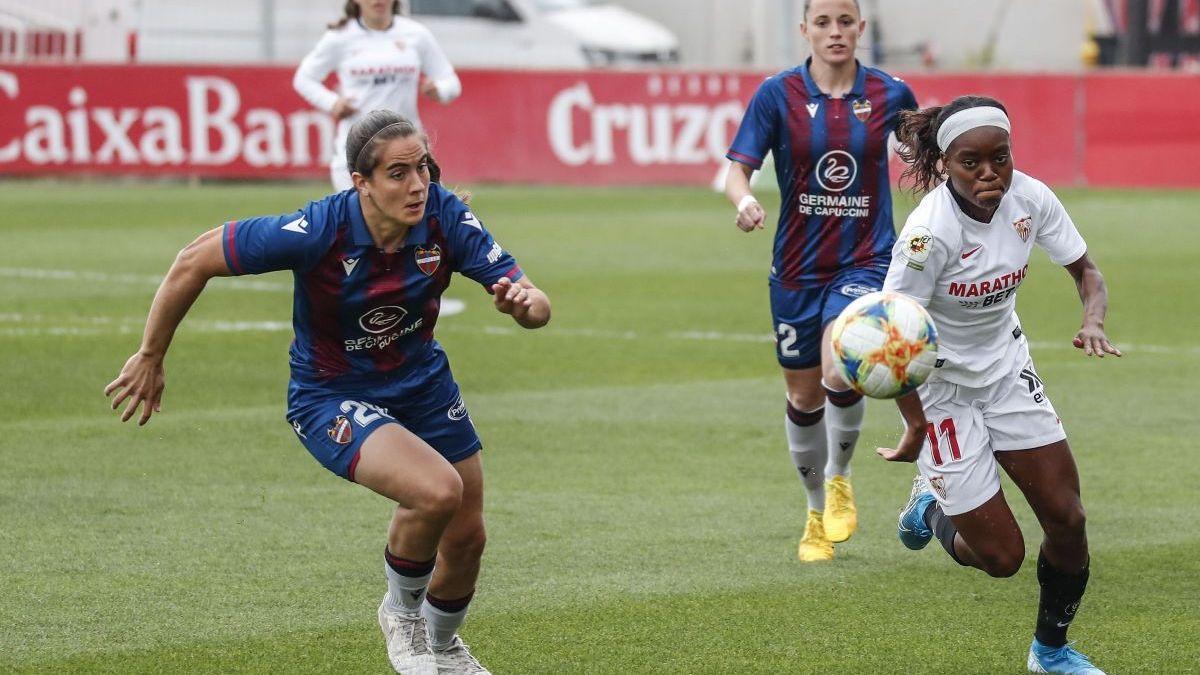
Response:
[327,415,352,445]
[415,245,441,276]
[852,98,872,122]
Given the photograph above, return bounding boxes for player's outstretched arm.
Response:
[105,227,232,425]
[724,161,765,232]
[491,276,550,329]
[1063,253,1121,358]
[877,390,928,463]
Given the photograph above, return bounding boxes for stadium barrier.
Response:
[1,64,1197,187]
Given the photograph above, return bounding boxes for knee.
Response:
[440,523,487,565]
[821,364,847,391]
[415,474,464,524]
[1045,502,1087,540]
[979,541,1025,578]
[786,389,824,413]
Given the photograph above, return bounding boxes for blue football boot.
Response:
[1027,639,1105,674]
[897,475,936,550]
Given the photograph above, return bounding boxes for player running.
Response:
[878,95,1118,674]
[724,0,917,561]
[294,0,461,191]
[106,111,549,675]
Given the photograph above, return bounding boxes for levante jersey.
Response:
[221,183,522,388]
[727,60,917,289]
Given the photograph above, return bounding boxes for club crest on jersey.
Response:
[394,40,406,51]
[852,98,872,122]
[327,415,352,445]
[929,475,948,500]
[1012,215,1032,242]
[415,245,441,276]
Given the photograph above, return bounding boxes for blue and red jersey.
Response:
[221,183,522,389]
[727,59,917,289]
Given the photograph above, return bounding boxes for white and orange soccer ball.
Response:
[830,291,939,399]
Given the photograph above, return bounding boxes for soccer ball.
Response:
[830,291,939,399]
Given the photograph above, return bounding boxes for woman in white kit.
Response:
[878,95,1120,675]
[294,0,461,190]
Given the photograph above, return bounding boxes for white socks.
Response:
[785,402,827,511]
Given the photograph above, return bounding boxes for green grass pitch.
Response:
[1,181,1197,673]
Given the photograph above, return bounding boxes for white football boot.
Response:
[378,598,438,675]
[434,635,492,674]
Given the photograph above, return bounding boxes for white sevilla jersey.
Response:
[293,16,460,144]
[884,170,1087,388]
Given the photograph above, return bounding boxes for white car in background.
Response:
[409,0,679,68]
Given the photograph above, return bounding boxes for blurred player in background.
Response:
[878,95,1118,675]
[106,111,549,675]
[724,0,916,561]
[294,0,461,191]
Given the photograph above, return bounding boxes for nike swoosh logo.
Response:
[961,245,983,260]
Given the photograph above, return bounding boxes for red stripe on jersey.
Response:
[361,247,410,375]
[812,97,852,280]
[419,218,452,343]
[224,221,243,275]
[302,225,352,380]
[728,150,762,168]
[780,75,813,284]
[850,74,891,263]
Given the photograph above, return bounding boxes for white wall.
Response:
[618,0,1090,72]
[5,0,1090,71]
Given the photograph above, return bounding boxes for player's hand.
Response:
[876,424,924,463]
[104,351,165,426]
[420,79,441,102]
[492,277,531,320]
[1072,324,1121,358]
[735,196,765,232]
[330,97,358,120]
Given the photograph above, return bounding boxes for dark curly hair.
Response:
[895,95,1008,195]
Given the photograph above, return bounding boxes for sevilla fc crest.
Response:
[929,475,948,500]
[327,415,353,445]
[1012,216,1032,242]
[852,98,872,122]
[415,245,441,276]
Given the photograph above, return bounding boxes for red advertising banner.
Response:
[1,64,1198,187]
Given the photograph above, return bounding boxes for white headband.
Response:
[936,107,1011,153]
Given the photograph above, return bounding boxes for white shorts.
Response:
[916,343,1066,516]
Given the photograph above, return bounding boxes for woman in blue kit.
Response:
[106,110,550,675]
[724,0,917,561]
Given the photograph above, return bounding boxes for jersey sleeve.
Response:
[292,31,342,113]
[883,217,950,305]
[221,209,330,276]
[726,79,778,170]
[415,25,461,103]
[896,79,918,114]
[1033,181,1088,266]
[443,198,523,290]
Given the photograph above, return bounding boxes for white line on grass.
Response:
[2,313,1190,357]
[0,267,290,292]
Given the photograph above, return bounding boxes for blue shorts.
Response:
[770,266,887,369]
[284,349,481,481]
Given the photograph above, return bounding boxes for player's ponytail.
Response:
[896,106,944,195]
[328,1,405,29]
[896,95,1009,195]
